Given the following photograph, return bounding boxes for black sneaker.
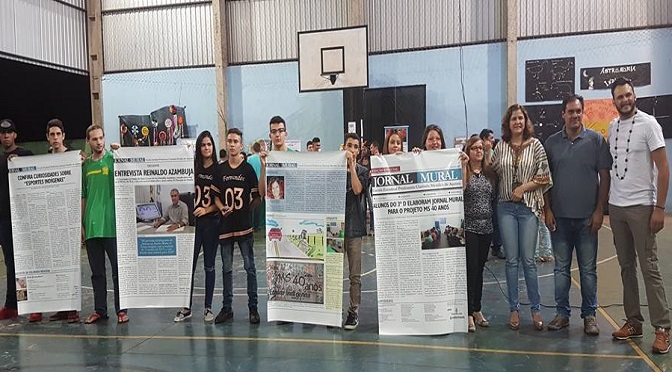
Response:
[214,308,233,324]
[173,308,192,322]
[249,307,260,324]
[344,313,358,330]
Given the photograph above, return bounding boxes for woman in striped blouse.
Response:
[492,104,552,331]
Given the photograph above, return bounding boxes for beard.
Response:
[617,100,636,117]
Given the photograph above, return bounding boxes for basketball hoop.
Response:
[322,73,339,85]
[297,26,368,92]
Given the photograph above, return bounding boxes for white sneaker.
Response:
[173,308,192,322]
[204,308,215,323]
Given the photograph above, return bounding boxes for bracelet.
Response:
[655,205,665,210]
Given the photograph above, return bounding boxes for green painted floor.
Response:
[0,222,671,371]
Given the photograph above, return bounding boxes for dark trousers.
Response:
[250,200,264,231]
[0,220,16,309]
[221,236,258,309]
[465,231,492,314]
[189,217,220,310]
[86,238,123,316]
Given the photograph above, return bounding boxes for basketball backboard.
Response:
[298,26,368,92]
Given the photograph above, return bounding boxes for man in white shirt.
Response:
[607,77,671,354]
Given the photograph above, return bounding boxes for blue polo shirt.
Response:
[544,126,612,219]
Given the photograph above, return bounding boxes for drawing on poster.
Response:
[266,218,325,259]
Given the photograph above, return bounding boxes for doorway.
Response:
[343,85,426,151]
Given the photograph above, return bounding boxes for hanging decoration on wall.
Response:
[525,104,564,143]
[580,62,651,90]
[525,57,575,102]
[119,105,189,147]
[527,94,672,143]
[119,115,152,147]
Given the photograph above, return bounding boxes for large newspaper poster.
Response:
[266,151,346,326]
[114,146,195,309]
[8,152,82,314]
[371,149,468,335]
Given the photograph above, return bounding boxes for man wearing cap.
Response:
[0,119,33,320]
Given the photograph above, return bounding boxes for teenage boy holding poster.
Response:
[81,124,128,324]
[342,133,369,330]
[212,128,263,324]
[29,119,81,323]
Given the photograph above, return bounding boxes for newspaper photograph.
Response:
[8,151,82,314]
[265,151,346,326]
[371,149,468,335]
[114,146,195,309]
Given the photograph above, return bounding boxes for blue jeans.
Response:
[551,217,598,318]
[221,235,258,309]
[190,217,220,310]
[498,202,541,312]
[536,221,553,258]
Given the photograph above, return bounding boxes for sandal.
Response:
[532,311,543,330]
[509,310,520,330]
[67,311,80,323]
[468,315,476,332]
[473,311,490,327]
[117,310,129,324]
[84,312,108,324]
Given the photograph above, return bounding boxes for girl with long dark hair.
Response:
[174,131,220,322]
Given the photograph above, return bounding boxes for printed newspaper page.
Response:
[114,146,195,309]
[371,149,467,335]
[266,151,346,326]
[9,151,82,314]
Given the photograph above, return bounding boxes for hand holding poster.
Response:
[371,149,467,335]
[265,151,346,326]
[114,146,195,309]
[9,151,82,314]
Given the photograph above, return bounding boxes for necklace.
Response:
[613,116,634,180]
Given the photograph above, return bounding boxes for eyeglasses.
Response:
[270,128,286,135]
[470,146,484,151]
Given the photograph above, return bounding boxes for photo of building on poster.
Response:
[267,261,324,304]
[16,277,27,302]
[419,215,465,250]
[325,216,346,253]
[266,217,325,259]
